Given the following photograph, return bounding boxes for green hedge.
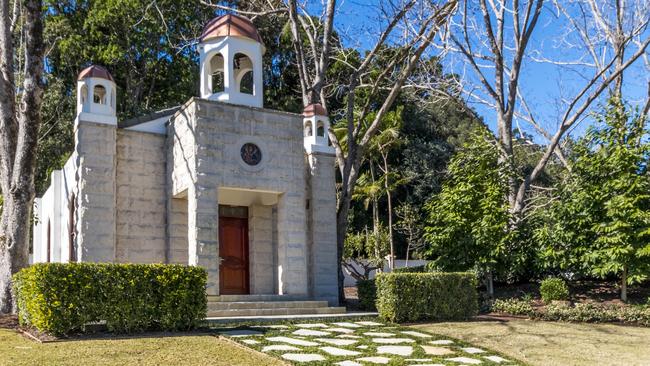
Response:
[357,279,377,311]
[13,263,207,335]
[375,272,478,323]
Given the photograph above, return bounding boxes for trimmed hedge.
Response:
[376,272,478,322]
[13,263,207,335]
[357,279,377,311]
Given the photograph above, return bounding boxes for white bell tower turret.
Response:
[198,14,265,108]
[75,65,117,125]
[303,104,333,154]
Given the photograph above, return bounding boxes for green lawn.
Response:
[415,319,650,366]
[0,329,283,366]
[3,319,649,365]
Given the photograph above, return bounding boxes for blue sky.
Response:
[328,0,649,142]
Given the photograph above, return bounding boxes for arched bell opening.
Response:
[233,53,254,95]
[316,121,325,137]
[304,121,313,137]
[80,84,88,105]
[93,85,107,105]
[210,53,225,94]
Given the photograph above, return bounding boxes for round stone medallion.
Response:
[240,143,262,166]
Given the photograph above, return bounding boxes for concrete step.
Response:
[206,306,347,318]
[207,294,309,302]
[208,301,329,311]
[205,311,378,324]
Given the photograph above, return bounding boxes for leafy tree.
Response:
[423,128,514,296]
[536,98,650,301]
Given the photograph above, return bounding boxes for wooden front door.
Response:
[219,216,249,295]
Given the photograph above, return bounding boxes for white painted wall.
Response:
[32,155,77,263]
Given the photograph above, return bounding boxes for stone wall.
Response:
[168,196,189,264]
[75,122,117,262]
[249,204,275,294]
[115,129,166,263]
[307,152,339,305]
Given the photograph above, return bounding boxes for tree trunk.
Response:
[621,266,628,302]
[485,269,494,299]
[382,153,395,271]
[0,192,34,313]
[0,0,45,314]
[405,242,411,268]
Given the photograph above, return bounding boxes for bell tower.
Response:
[303,104,332,154]
[198,14,265,108]
[76,65,117,125]
[74,65,118,262]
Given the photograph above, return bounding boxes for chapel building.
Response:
[32,14,341,310]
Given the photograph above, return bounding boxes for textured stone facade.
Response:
[75,122,117,262]
[249,204,275,294]
[37,98,339,305]
[115,130,166,263]
[307,152,339,305]
[167,99,314,297]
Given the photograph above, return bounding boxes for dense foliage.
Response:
[375,272,478,322]
[423,128,514,293]
[534,98,650,299]
[13,263,207,335]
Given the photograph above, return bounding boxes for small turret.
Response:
[76,65,117,125]
[198,14,265,108]
[303,104,332,154]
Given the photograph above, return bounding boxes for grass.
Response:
[218,321,524,365]
[415,319,650,366]
[0,329,283,366]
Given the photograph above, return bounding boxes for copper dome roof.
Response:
[200,14,263,44]
[303,103,328,117]
[77,65,114,82]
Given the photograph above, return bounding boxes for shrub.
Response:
[491,298,535,316]
[13,263,207,335]
[491,297,650,326]
[540,277,569,303]
[375,272,478,323]
[540,303,650,326]
[357,279,377,311]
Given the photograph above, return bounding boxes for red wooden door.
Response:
[219,217,249,295]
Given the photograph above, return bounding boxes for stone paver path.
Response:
[218,320,522,365]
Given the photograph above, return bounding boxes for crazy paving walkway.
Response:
[217,320,524,365]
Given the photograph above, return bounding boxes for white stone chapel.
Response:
[32,14,340,307]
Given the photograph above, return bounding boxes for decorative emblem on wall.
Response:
[240,143,262,166]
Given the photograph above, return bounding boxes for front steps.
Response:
[206,295,347,319]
